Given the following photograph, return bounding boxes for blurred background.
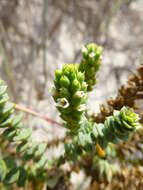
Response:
[0,0,143,150]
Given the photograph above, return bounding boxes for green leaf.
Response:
[78,132,86,147]
[4,167,20,185]
[0,85,7,96]
[35,155,47,169]
[3,156,16,171]
[13,128,32,141]
[16,141,30,153]
[0,102,14,117]
[96,124,104,137]
[0,115,14,128]
[0,94,9,106]
[17,167,27,187]
[34,143,47,158]
[12,114,23,128]
[2,128,16,141]
[23,142,39,160]
[0,159,7,181]
[27,142,39,155]
[31,155,47,176]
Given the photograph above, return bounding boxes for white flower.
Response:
[56,98,69,108]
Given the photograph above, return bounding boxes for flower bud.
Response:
[71,79,80,92]
[73,91,86,99]
[60,76,70,88]
[77,72,85,84]
[60,87,70,99]
[55,70,62,80]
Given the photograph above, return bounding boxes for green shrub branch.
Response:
[53,43,140,161]
[0,80,47,187]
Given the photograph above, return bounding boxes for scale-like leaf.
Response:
[13,128,32,141]
[17,167,27,187]
[0,159,7,181]
[4,167,20,185]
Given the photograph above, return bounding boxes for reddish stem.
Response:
[14,104,63,127]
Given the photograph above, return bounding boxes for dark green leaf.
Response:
[4,167,20,184]
[13,128,32,141]
[0,159,7,181]
[17,167,27,187]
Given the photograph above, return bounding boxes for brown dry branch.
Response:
[93,64,143,123]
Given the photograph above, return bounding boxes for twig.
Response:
[14,103,63,127]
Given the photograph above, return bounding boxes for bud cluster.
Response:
[79,43,103,91]
[53,64,87,131]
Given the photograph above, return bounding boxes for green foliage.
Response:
[53,43,140,163]
[64,107,140,160]
[98,106,140,148]
[0,43,141,189]
[92,156,120,182]
[79,43,103,91]
[0,80,47,187]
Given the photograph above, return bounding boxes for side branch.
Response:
[14,103,63,127]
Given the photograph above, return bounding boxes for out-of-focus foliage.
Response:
[0,80,47,188]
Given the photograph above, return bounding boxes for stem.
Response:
[14,103,63,127]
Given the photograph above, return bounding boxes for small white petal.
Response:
[56,98,69,108]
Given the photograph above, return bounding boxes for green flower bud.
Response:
[77,72,85,84]
[60,87,70,99]
[73,91,86,99]
[71,79,80,92]
[72,91,87,106]
[81,82,88,91]
[60,75,70,88]
[55,70,62,80]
